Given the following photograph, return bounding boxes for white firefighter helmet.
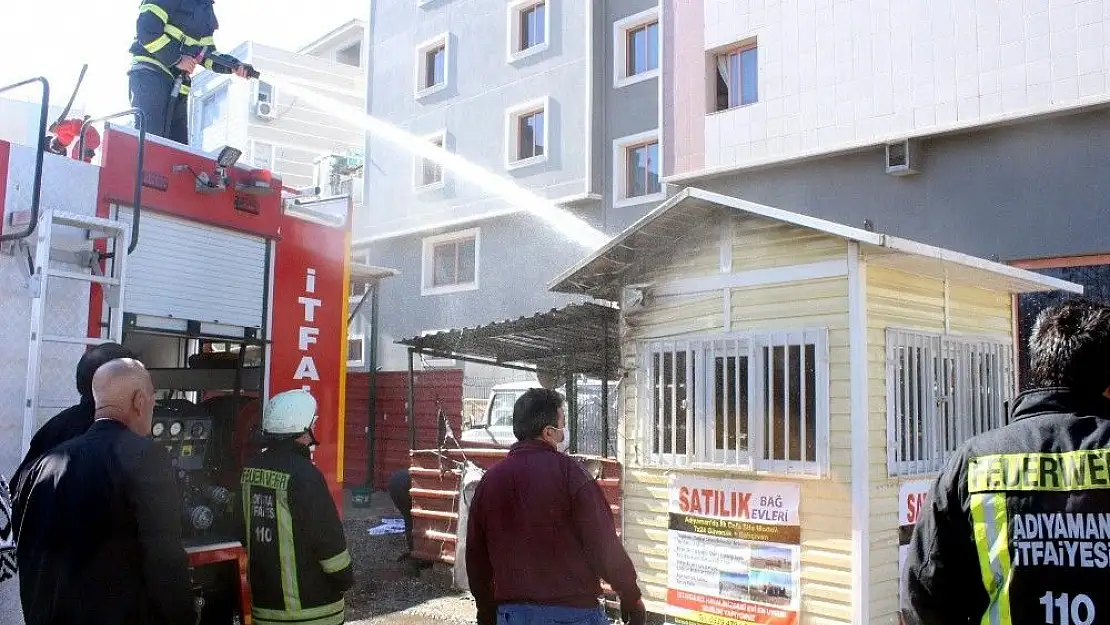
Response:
[262,389,318,437]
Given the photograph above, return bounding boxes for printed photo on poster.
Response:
[666,476,801,625]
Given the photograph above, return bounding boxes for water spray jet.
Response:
[266,74,611,250]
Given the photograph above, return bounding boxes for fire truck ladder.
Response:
[21,209,131,457]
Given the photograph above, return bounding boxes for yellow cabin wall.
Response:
[862,262,1013,624]
[618,215,855,625]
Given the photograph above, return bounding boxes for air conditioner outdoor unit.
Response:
[885,139,920,176]
[255,101,275,119]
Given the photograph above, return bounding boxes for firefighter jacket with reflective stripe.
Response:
[242,440,353,625]
[129,0,236,88]
[902,388,1110,625]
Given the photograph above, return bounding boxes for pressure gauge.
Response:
[169,421,183,437]
[190,422,206,438]
[152,422,165,438]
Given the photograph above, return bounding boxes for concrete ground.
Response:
[342,490,476,625]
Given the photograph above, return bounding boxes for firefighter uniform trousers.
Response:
[242,441,353,625]
[903,389,1110,625]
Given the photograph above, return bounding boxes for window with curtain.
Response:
[714,44,758,112]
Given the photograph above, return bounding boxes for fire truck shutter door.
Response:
[116,207,266,329]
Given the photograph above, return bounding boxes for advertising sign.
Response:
[898,480,933,624]
[666,476,801,625]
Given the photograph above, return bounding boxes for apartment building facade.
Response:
[655,1,1110,624]
[357,0,662,396]
[189,20,367,194]
[663,0,1108,280]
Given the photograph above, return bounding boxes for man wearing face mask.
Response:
[13,358,195,625]
[466,388,646,625]
[241,389,353,625]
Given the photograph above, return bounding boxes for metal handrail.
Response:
[0,77,50,242]
[78,109,146,253]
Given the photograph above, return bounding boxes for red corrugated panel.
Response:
[409,449,624,576]
[344,370,463,489]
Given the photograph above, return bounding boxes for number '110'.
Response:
[1039,592,1094,625]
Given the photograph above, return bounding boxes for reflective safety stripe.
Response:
[242,482,252,560]
[139,3,170,22]
[968,449,1110,493]
[276,485,301,612]
[144,34,172,53]
[179,83,190,95]
[140,4,214,48]
[253,599,345,625]
[971,493,1013,625]
[319,550,351,574]
[131,55,173,77]
[254,614,343,625]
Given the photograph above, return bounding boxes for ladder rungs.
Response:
[50,210,129,235]
[41,335,110,346]
[45,268,120,285]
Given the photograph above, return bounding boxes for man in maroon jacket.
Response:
[465,388,646,625]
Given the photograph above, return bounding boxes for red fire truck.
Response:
[0,96,354,624]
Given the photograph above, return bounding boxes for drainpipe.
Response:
[407,348,417,451]
[583,0,596,198]
[366,280,380,488]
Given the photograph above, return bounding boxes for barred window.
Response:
[886,329,1014,476]
[641,329,829,475]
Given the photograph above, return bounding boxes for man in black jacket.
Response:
[902,298,1110,625]
[129,0,252,141]
[9,341,133,530]
[242,389,353,625]
[13,358,195,625]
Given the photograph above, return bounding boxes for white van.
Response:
[460,380,618,453]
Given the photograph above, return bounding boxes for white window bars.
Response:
[639,329,830,476]
[886,329,1014,477]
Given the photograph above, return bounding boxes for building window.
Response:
[614,8,660,88]
[640,329,829,476]
[415,131,447,190]
[415,34,450,98]
[887,329,1014,477]
[248,140,274,170]
[626,141,660,198]
[505,98,549,169]
[336,41,362,67]
[200,86,228,133]
[713,42,758,111]
[347,334,365,367]
[421,228,480,295]
[613,131,664,207]
[508,0,549,61]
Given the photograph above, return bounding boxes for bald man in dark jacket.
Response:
[14,358,194,625]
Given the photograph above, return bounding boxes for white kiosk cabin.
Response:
[549,188,1083,625]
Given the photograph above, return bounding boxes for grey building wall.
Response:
[362,0,594,237]
[598,0,664,233]
[363,213,592,373]
[694,108,1110,263]
[359,0,662,394]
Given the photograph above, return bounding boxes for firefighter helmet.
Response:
[262,389,317,437]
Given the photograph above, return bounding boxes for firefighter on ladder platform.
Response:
[242,390,353,625]
[902,298,1110,625]
[128,0,257,142]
